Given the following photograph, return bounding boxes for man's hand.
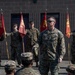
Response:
[5,32,7,35]
[58,58,62,63]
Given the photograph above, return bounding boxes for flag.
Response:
[66,12,71,38]
[0,13,4,37]
[40,12,47,32]
[19,13,26,38]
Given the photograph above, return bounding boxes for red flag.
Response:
[40,12,47,32]
[66,12,71,38]
[0,13,4,37]
[19,13,26,38]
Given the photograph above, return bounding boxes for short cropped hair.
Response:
[29,21,34,24]
[13,24,18,28]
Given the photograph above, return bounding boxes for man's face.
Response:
[29,23,34,29]
[13,25,18,31]
[47,17,56,30]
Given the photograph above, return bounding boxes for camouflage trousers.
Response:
[32,43,39,62]
[39,59,59,75]
[11,46,22,65]
[25,43,39,62]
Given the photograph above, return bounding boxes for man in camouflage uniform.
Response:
[66,30,75,75]
[25,21,40,67]
[6,24,23,67]
[70,30,75,64]
[4,60,16,75]
[38,17,66,75]
[15,52,40,75]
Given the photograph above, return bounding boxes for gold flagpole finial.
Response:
[1,9,3,14]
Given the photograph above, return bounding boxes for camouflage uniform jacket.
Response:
[26,28,40,46]
[11,31,22,47]
[6,31,22,47]
[38,28,66,60]
[15,67,38,75]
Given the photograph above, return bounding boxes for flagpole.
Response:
[68,42,71,64]
[1,9,10,60]
[22,38,25,52]
[67,8,71,65]
[66,8,71,65]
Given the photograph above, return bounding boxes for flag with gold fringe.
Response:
[40,12,47,32]
[66,12,71,38]
[19,13,26,38]
[0,11,9,59]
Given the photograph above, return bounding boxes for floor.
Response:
[0,60,69,75]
